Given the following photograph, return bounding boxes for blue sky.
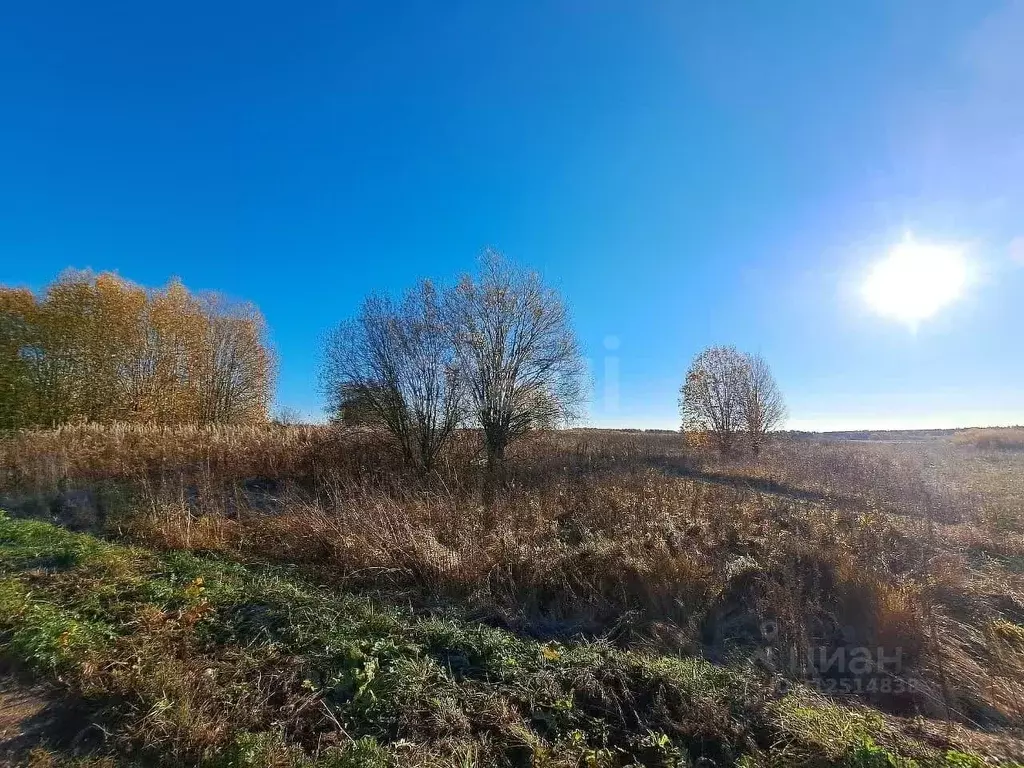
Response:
[2,1,1022,430]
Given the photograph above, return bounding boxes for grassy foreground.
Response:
[0,514,1014,768]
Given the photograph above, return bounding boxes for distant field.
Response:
[953,428,1024,452]
[1,424,1023,766]
[814,429,961,442]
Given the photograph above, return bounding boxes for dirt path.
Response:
[0,674,98,764]
[0,675,53,763]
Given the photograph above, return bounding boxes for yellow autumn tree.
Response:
[0,271,274,428]
[139,279,207,423]
[0,286,39,429]
[193,293,275,424]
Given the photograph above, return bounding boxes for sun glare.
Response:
[862,237,968,326]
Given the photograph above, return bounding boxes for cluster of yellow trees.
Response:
[0,271,274,429]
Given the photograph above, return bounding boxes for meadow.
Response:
[0,424,1022,766]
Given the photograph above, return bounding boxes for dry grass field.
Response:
[0,424,1022,766]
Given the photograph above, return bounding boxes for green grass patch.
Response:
[0,514,1006,768]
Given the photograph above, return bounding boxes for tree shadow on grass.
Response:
[636,454,849,506]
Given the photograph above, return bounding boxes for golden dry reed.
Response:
[1,423,1023,726]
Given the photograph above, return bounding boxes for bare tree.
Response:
[447,252,586,482]
[273,406,304,426]
[321,281,464,474]
[680,346,786,456]
[194,294,276,425]
[329,381,387,427]
[679,345,748,454]
[739,352,786,455]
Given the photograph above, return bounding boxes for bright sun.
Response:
[862,237,968,325]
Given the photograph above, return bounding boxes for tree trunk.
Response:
[482,441,505,508]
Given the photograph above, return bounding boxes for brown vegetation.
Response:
[2,423,1022,744]
[954,427,1024,452]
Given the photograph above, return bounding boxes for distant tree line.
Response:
[321,253,586,485]
[3,261,789,464]
[0,271,275,429]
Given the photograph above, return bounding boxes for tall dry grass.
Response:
[0,422,337,490]
[953,427,1024,452]
[1,423,1022,726]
